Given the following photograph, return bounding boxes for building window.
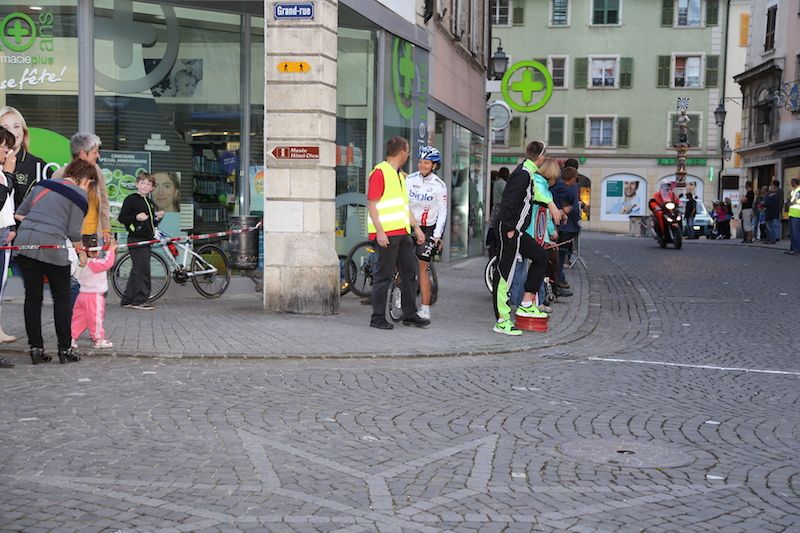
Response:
[490,0,510,25]
[764,5,777,52]
[589,117,615,146]
[676,0,702,27]
[549,56,568,87]
[547,116,566,147]
[590,58,617,87]
[592,0,620,25]
[551,0,568,25]
[492,128,507,146]
[674,56,702,87]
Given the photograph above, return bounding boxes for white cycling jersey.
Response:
[406,171,448,239]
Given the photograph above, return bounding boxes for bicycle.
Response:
[110,229,231,302]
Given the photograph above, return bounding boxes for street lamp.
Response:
[490,37,508,80]
[714,101,727,127]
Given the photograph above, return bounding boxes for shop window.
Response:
[592,0,620,25]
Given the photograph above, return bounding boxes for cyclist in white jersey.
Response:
[406,146,447,320]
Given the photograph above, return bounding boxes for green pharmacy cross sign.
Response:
[1,12,37,52]
[393,38,415,120]
[501,60,553,113]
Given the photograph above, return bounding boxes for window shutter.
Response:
[533,57,547,84]
[739,13,750,47]
[705,55,719,87]
[657,55,671,87]
[617,117,630,147]
[508,117,521,148]
[512,6,524,25]
[661,0,674,26]
[574,57,588,88]
[706,0,719,26]
[688,114,699,146]
[572,117,585,147]
[620,57,633,88]
[548,116,565,147]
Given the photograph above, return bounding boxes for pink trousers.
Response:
[71,292,106,341]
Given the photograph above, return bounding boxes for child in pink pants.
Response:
[71,238,116,350]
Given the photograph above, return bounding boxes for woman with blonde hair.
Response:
[0,106,54,207]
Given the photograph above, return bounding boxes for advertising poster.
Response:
[601,174,647,221]
[98,151,151,232]
[249,165,264,213]
[657,175,704,207]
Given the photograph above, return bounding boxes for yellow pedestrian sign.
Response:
[278,61,311,73]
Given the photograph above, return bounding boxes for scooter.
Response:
[652,201,683,249]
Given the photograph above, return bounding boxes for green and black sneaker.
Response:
[493,319,522,336]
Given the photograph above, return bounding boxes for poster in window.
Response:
[601,174,647,221]
[144,58,204,98]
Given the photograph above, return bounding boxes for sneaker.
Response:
[370,317,394,330]
[784,251,796,255]
[70,339,78,349]
[121,303,133,308]
[402,314,431,328]
[556,281,570,289]
[92,339,114,350]
[493,320,522,336]
[539,304,553,313]
[0,356,14,368]
[556,288,573,298]
[131,304,155,310]
[417,307,431,320]
[515,303,548,318]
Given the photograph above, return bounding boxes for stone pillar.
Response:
[263,1,339,314]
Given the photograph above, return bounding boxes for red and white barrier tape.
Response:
[0,221,263,253]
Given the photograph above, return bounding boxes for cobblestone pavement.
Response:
[1,233,798,532]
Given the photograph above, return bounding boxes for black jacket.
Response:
[11,149,52,209]
[495,161,533,234]
[118,193,160,240]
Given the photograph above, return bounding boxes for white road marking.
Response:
[588,357,800,376]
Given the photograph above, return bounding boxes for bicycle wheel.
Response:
[346,240,377,298]
[339,255,353,296]
[484,255,497,293]
[387,281,403,321]
[111,250,170,302]
[191,244,230,298]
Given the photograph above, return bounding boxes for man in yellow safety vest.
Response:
[367,137,428,330]
[786,177,800,255]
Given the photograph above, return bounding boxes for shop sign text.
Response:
[0,66,66,90]
[270,146,320,160]
[657,158,706,166]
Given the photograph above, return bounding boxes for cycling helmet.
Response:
[418,145,441,163]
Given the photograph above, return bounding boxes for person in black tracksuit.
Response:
[492,141,564,335]
[118,173,162,309]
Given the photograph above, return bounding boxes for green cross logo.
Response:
[1,12,37,53]
[392,37,415,120]
[501,60,553,113]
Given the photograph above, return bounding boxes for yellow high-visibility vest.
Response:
[789,186,800,218]
[367,161,410,234]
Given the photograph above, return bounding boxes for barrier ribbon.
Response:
[0,221,263,253]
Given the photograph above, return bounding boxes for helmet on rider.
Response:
[417,146,441,176]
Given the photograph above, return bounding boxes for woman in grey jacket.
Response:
[14,159,97,364]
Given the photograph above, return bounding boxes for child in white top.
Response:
[71,238,116,349]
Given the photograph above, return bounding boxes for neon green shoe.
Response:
[515,303,548,318]
[493,319,522,336]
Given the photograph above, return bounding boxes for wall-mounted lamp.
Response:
[490,37,508,81]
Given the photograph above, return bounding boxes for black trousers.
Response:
[493,224,548,320]
[16,255,72,350]
[371,234,418,321]
[121,243,151,306]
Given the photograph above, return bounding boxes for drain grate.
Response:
[557,438,694,469]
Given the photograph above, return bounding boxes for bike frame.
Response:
[155,230,217,278]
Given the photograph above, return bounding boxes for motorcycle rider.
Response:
[406,146,447,320]
[648,181,678,237]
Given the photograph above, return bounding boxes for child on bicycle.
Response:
[119,172,163,310]
[71,237,116,349]
[406,146,447,320]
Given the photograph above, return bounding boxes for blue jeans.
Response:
[790,217,800,253]
[767,218,781,241]
[685,216,695,238]
[510,258,526,306]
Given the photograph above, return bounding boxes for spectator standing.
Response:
[366,137,428,330]
[786,178,800,255]
[118,173,163,310]
[0,127,18,366]
[740,181,754,243]
[763,186,781,244]
[755,186,768,241]
[492,167,509,212]
[14,159,97,365]
[52,133,111,246]
[714,200,731,239]
[551,163,581,286]
[684,193,697,239]
[71,238,116,349]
